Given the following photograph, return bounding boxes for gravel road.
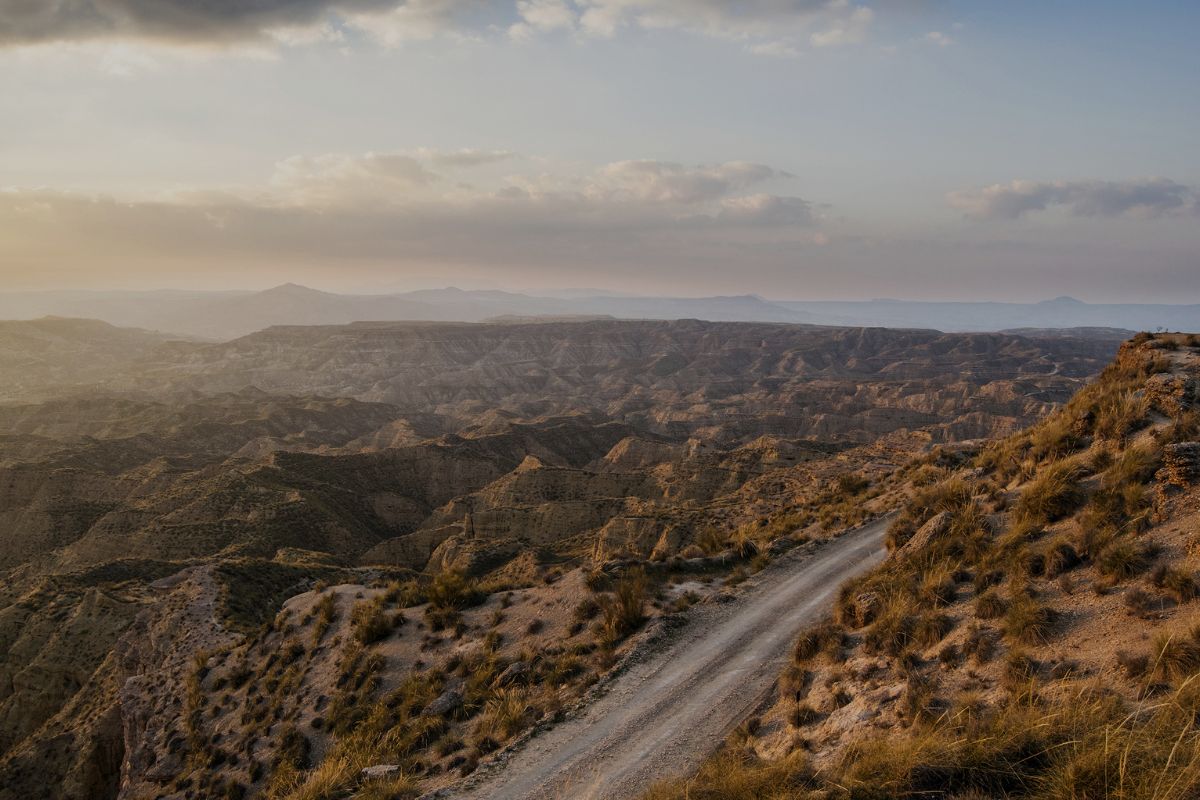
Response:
[451,518,888,800]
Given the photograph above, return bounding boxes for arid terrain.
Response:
[643,332,1200,800]
[0,316,1142,799]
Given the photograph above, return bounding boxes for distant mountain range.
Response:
[0,285,1194,340]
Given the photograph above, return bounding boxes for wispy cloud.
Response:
[948,178,1195,220]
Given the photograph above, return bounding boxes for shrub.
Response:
[1124,587,1157,617]
[474,688,531,743]
[311,592,337,645]
[863,604,915,657]
[789,702,821,727]
[913,613,954,649]
[640,750,814,800]
[973,590,1007,620]
[350,598,392,645]
[1015,462,1087,524]
[1002,649,1039,690]
[793,621,843,663]
[427,571,486,612]
[356,774,420,800]
[1097,539,1152,582]
[1094,389,1150,442]
[573,597,601,622]
[962,623,996,663]
[1153,564,1199,603]
[898,671,936,725]
[1029,415,1085,462]
[1044,540,1082,578]
[595,569,648,647]
[885,516,919,552]
[909,478,974,520]
[1104,444,1162,487]
[1151,630,1200,684]
[1004,596,1055,645]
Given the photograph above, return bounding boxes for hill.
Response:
[645,331,1200,800]
[0,320,1151,800]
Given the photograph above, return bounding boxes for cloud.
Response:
[594,160,787,205]
[948,178,1195,220]
[0,0,391,46]
[269,152,443,207]
[717,193,814,226]
[747,40,799,58]
[810,6,873,47]
[923,30,951,46]
[0,0,874,54]
[0,149,820,287]
[413,148,517,168]
[509,0,575,39]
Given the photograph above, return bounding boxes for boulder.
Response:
[496,660,531,686]
[422,689,463,718]
[361,764,401,780]
[900,511,952,554]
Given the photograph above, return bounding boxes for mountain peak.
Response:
[259,283,330,297]
[1039,295,1086,305]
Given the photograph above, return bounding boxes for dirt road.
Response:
[451,519,888,800]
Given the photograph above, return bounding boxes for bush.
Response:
[1002,649,1039,690]
[1124,587,1157,618]
[1015,462,1087,524]
[793,621,843,663]
[474,688,532,743]
[1044,540,1082,578]
[427,571,486,612]
[863,604,915,657]
[913,613,954,649]
[1151,630,1200,684]
[789,702,821,727]
[1153,564,1198,603]
[1104,443,1162,487]
[973,590,1007,620]
[1004,596,1055,645]
[1097,539,1152,583]
[350,598,392,644]
[595,569,648,647]
[640,749,814,800]
[1094,389,1150,442]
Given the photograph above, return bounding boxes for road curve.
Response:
[451,518,888,800]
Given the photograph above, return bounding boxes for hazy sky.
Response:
[1,1,1197,301]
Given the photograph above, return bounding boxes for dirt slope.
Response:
[449,519,887,800]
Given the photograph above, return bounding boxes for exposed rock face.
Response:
[1162,442,1200,486]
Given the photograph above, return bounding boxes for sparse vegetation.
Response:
[594,569,649,647]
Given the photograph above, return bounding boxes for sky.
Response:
[0,1,1198,302]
